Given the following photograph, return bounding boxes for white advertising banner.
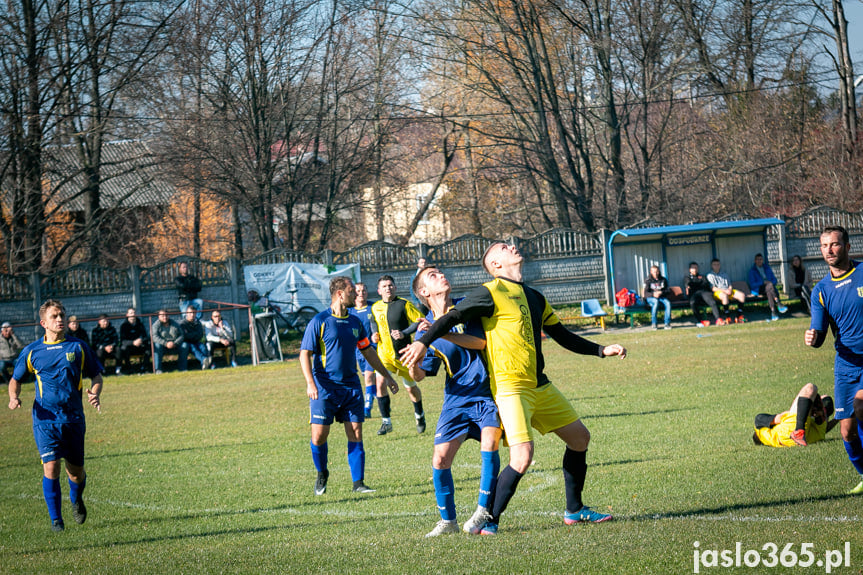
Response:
[243,262,361,312]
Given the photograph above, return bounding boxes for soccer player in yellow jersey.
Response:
[401,242,627,534]
[753,383,837,447]
[371,275,427,435]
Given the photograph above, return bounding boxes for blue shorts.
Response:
[433,396,500,445]
[355,348,374,374]
[33,422,86,466]
[834,356,863,420]
[309,385,365,426]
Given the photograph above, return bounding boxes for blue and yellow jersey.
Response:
[12,336,103,425]
[754,412,828,448]
[371,297,423,361]
[417,298,492,408]
[301,309,371,389]
[810,261,863,362]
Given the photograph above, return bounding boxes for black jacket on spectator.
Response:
[180,318,205,343]
[65,326,90,346]
[91,324,119,349]
[175,274,203,301]
[120,319,149,345]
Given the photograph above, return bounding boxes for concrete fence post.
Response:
[228,257,242,334]
[130,265,142,313]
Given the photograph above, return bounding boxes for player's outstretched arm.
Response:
[8,377,21,410]
[360,347,399,394]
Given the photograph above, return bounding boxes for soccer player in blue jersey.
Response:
[300,276,399,495]
[349,282,378,418]
[7,299,103,532]
[409,266,502,537]
[805,225,863,493]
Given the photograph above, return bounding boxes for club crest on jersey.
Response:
[66,351,76,362]
[858,287,863,298]
[353,328,359,338]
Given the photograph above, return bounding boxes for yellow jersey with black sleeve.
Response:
[418,277,605,395]
[371,297,424,365]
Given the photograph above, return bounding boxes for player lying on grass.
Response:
[752,383,837,447]
[409,265,502,537]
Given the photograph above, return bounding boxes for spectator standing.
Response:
[119,308,150,374]
[179,306,211,370]
[789,255,814,315]
[684,262,724,326]
[0,322,23,383]
[151,310,183,374]
[91,315,120,375]
[748,253,788,321]
[204,310,237,368]
[642,265,672,329]
[65,316,90,346]
[707,258,747,323]
[175,261,203,317]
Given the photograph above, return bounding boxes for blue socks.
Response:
[478,450,500,509]
[347,441,365,482]
[68,474,86,505]
[432,468,456,521]
[42,476,62,522]
[365,386,376,414]
[310,442,328,473]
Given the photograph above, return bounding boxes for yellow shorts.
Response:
[379,356,415,385]
[712,289,744,300]
[495,383,578,445]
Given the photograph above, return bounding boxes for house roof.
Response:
[45,140,176,211]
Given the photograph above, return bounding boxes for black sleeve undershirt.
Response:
[544,322,605,357]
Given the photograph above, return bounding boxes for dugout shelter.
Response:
[607,218,786,298]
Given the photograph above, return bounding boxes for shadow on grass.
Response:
[87,439,263,460]
[630,492,854,522]
[585,407,694,419]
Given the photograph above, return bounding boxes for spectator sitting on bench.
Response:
[789,255,813,315]
[0,322,23,384]
[642,265,672,330]
[707,258,746,324]
[91,314,120,375]
[180,306,211,370]
[65,315,90,346]
[204,310,237,368]
[119,308,151,374]
[151,309,183,374]
[685,262,723,327]
[747,253,787,322]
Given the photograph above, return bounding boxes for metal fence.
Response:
[3,206,862,339]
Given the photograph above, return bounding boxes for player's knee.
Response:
[854,397,863,422]
[799,383,817,398]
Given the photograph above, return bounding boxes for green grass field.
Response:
[2,316,861,574]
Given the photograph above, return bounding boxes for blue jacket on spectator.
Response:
[748,261,778,292]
